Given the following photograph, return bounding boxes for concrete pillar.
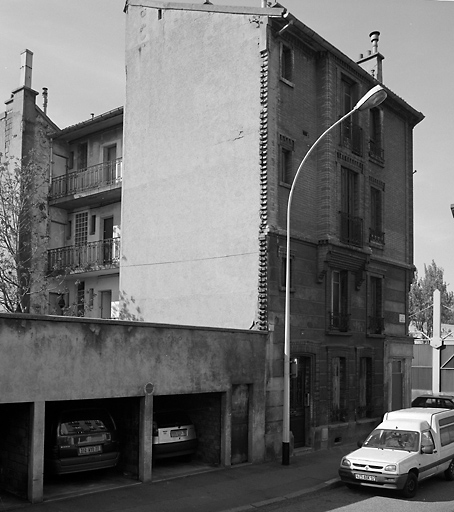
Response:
[138,393,153,483]
[221,390,231,466]
[28,401,45,504]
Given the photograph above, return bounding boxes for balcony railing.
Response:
[329,312,350,332]
[341,120,363,156]
[369,227,385,245]
[50,158,122,200]
[368,316,385,335]
[340,212,363,247]
[48,238,120,274]
[369,139,384,162]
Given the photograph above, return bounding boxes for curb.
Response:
[221,477,343,511]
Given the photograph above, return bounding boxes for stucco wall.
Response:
[0,314,267,404]
[122,6,266,329]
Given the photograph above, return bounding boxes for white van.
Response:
[339,408,454,498]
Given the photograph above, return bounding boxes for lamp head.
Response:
[354,84,387,112]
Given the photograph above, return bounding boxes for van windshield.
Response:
[363,429,420,452]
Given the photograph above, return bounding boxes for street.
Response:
[255,476,454,512]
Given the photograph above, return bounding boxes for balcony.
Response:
[48,238,120,275]
[369,227,385,245]
[329,312,350,333]
[49,158,122,209]
[369,139,384,163]
[368,316,385,335]
[341,120,363,156]
[339,212,363,247]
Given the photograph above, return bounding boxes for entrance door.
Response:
[103,217,114,264]
[290,356,311,448]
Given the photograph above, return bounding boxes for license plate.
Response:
[78,445,102,456]
[170,429,187,438]
[355,474,376,482]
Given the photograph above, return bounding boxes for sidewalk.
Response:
[1,443,356,512]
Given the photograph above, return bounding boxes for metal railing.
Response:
[329,312,350,332]
[369,227,385,245]
[50,158,122,200]
[341,120,363,156]
[369,139,384,161]
[48,238,120,273]
[368,316,385,335]
[340,212,363,247]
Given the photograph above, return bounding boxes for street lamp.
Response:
[282,84,387,465]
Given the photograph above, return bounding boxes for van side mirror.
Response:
[421,445,434,455]
[357,440,363,448]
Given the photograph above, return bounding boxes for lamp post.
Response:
[282,84,387,465]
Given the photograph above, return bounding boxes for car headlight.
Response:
[341,458,351,467]
[384,464,397,472]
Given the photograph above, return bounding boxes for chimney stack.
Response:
[370,31,380,54]
[357,31,384,83]
[42,87,48,115]
[20,49,33,89]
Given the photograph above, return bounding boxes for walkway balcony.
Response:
[49,158,122,210]
[48,238,120,275]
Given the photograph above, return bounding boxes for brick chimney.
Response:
[357,31,384,83]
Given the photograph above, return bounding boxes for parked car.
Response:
[339,407,454,498]
[411,394,454,409]
[152,410,197,460]
[45,408,120,475]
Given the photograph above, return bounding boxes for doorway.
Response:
[290,356,311,448]
[103,217,114,264]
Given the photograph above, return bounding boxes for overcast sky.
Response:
[1,0,453,288]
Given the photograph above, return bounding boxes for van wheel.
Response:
[445,459,454,481]
[401,472,418,499]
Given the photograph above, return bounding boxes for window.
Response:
[77,281,85,317]
[66,220,72,240]
[340,168,362,246]
[341,78,362,155]
[358,357,373,418]
[279,135,295,185]
[370,186,384,244]
[331,356,347,422]
[104,144,117,183]
[280,44,293,83]
[330,270,349,331]
[75,212,88,245]
[78,142,88,170]
[369,107,384,161]
[90,215,96,235]
[369,276,384,335]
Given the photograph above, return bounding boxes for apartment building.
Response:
[122,1,423,450]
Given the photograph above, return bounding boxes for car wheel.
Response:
[401,472,418,499]
[445,459,454,481]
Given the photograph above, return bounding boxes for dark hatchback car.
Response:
[152,410,197,460]
[411,394,454,409]
[45,408,120,475]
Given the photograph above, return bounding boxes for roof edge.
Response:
[124,0,285,17]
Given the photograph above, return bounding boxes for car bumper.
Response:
[47,451,120,475]
[152,439,198,459]
[338,468,408,490]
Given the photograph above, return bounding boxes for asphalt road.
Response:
[255,475,454,512]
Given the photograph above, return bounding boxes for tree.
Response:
[0,153,49,313]
[409,260,454,338]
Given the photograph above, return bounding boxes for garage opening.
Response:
[43,397,141,500]
[153,393,222,473]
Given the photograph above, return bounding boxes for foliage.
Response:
[0,153,49,312]
[409,260,454,338]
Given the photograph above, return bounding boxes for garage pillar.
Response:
[221,390,231,466]
[139,393,153,483]
[28,401,45,504]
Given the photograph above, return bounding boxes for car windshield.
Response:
[363,429,420,452]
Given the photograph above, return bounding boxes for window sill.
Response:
[369,153,385,167]
[326,330,352,337]
[280,77,294,88]
[367,333,385,339]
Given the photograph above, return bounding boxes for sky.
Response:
[1,0,453,288]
